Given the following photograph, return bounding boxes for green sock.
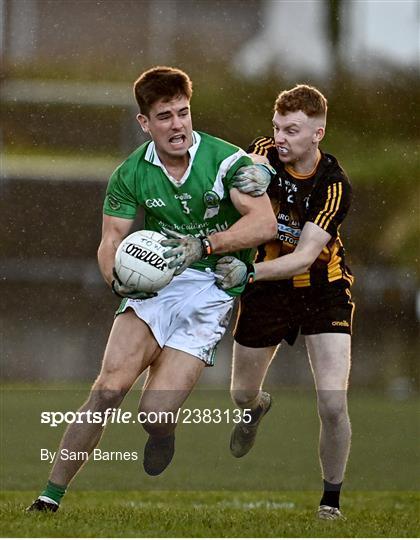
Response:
[41,480,67,505]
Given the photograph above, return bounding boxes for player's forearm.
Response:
[208,212,277,254]
[254,222,332,281]
[249,153,271,165]
[98,215,134,286]
[97,238,119,286]
[254,250,313,281]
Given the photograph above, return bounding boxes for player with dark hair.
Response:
[216,84,354,520]
[27,66,277,512]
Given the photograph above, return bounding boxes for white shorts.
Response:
[116,269,234,366]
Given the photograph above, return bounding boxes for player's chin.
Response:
[166,149,189,160]
[277,153,293,163]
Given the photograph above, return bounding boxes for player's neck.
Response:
[159,153,190,181]
[286,149,321,178]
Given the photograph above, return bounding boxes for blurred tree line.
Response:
[2,0,418,388]
[3,0,418,271]
[4,62,418,270]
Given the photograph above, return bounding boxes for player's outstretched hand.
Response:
[111,268,157,300]
[161,228,209,276]
[232,164,276,197]
[214,256,255,290]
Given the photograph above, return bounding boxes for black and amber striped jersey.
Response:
[249,136,353,288]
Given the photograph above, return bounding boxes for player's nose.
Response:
[275,132,286,144]
[171,115,183,130]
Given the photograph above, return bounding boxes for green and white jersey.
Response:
[103,131,254,294]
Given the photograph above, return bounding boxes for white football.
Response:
[114,230,175,293]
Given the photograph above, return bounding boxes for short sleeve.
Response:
[223,153,253,190]
[103,164,139,219]
[247,136,276,157]
[307,179,352,237]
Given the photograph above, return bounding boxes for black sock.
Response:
[320,479,342,509]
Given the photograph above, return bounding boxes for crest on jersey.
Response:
[203,190,220,208]
[203,190,221,220]
[107,194,121,211]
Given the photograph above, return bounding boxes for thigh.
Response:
[95,309,160,391]
[305,333,351,391]
[231,341,278,392]
[139,347,205,413]
[120,269,234,366]
[234,282,298,347]
[300,285,355,337]
[166,287,234,367]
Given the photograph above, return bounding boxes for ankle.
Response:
[41,480,67,505]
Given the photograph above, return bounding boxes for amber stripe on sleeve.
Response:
[314,182,343,230]
[323,182,343,230]
[252,137,275,157]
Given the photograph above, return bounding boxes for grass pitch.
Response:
[1,385,419,536]
[1,490,419,537]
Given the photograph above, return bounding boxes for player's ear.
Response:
[137,113,149,133]
[313,126,325,144]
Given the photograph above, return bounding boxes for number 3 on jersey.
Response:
[181,200,191,214]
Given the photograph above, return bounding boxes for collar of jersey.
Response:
[285,149,322,180]
[144,131,201,187]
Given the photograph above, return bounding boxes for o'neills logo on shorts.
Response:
[332,320,349,327]
[124,243,167,271]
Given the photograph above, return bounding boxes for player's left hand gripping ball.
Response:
[214,256,255,290]
[232,164,276,197]
[111,268,157,300]
[161,228,211,276]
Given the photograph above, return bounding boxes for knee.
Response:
[89,377,129,412]
[230,388,260,409]
[318,397,349,427]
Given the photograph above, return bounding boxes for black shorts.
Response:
[234,280,355,348]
